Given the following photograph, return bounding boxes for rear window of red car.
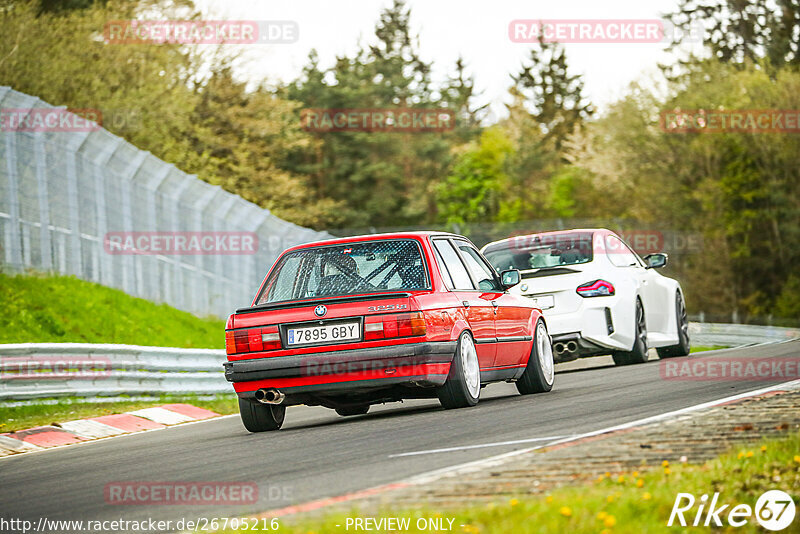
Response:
[256,239,429,304]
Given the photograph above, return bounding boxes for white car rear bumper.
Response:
[542,298,631,354]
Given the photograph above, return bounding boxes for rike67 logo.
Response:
[669,490,795,531]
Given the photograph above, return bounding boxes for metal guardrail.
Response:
[0,343,227,400]
[1,323,798,401]
[689,323,800,348]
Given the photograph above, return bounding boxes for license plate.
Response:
[530,295,555,309]
[286,322,360,346]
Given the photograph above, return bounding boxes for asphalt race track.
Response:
[2,341,798,530]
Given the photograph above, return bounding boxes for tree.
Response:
[440,56,489,140]
[510,37,593,151]
[436,127,514,224]
[0,0,343,228]
[666,0,800,67]
[284,0,452,229]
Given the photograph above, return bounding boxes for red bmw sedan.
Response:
[224,232,555,432]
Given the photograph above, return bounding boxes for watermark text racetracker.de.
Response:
[661,109,800,133]
[507,229,703,256]
[103,20,298,44]
[508,19,703,43]
[104,231,258,255]
[1,356,112,380]
[104,482,261,505]
[0,108,102,132]
[300,108,455,133]
[0,516,281,533]
[660,357,800,381]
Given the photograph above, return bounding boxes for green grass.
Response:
[255,432,800,534]
[0,394,239,432]
[690,345,727,353]
[0,272,223,348]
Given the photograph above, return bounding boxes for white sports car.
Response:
[481,229,690,365]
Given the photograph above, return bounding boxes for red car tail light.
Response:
[260,326,281,351]
[367,312,426,340]
[234,330,250,353]
[227,325,282,354]
[397,312,427,337]
[576,279,615,297]
[408,313,427,336]
[248,329,263,352]
[364,317,385,340]
[225,331,236,355]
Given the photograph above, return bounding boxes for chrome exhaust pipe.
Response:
[554,343,566,354]
[255,388,285,405]
[566,341,578,353]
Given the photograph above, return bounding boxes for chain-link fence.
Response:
[0,87,329,318]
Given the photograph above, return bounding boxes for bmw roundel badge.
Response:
[314,305,327,317]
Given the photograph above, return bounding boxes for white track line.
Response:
[389,435,569,457]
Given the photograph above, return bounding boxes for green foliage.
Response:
[565,60,800,317]
[436,127,514,224]
[284,0,455,228]
[666,0,800,67]
[37,0,108,15]
[0,0,343,229]
[775,275,800,320]
[511,37,593,151]
[0,272,223,347]
[1,0,797,321]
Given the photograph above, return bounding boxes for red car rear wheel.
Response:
[437,331,480,409]
[238,398,285,432]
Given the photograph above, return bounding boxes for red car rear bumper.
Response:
[225,341,457,398]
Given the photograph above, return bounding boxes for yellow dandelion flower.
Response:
[738,452,745,459]
[617,475,625,483]
[745,451,754,458]
[632,471,639,478]
[509,498,519,507]
[607,495,615,503]
[597,511,608,520]
[794,455,800,463]
[604,515,617,528]
[559,506,572,517]
[596,475,605,483]
[661,460,669,467]
[546,495,553,503]
[664,467,671,475]
[636,479,644,488]
[760,445,767,452]
[605,471,611,478]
